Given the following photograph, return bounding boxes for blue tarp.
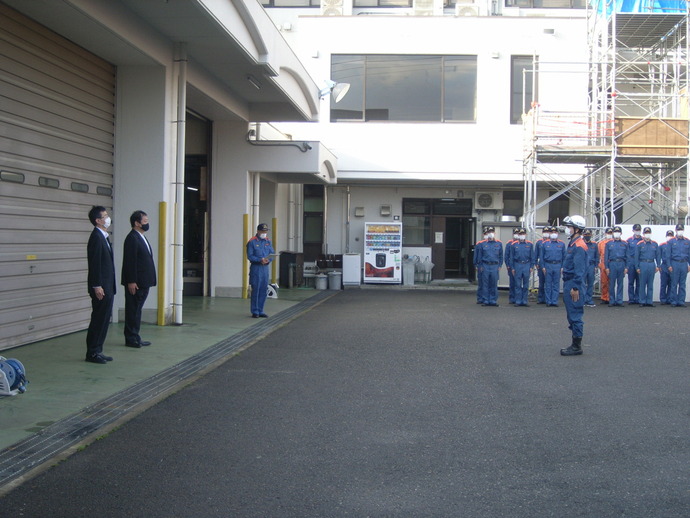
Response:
[592,0,687,14]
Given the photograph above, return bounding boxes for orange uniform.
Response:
[598,237,612,302]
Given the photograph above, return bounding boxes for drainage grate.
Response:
[0,290,336,490]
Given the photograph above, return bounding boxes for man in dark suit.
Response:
[86,205,116,364]
[121,210,157,348]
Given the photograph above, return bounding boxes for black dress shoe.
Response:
[125,342,142,348]
[252,314,259,318]
[85,354,108,364]
[100,353,113,361]
[139,341,151,346]
[259,313,268,318]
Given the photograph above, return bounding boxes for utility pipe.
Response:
[173,42,187,325]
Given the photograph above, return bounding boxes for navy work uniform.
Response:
[664,224,690,307]
[583,231,599,306]
[505,228,519,304]
[634,228,660,307]
[626,224,643,304]
[507,229,534,306]
[474,231,488,304]
[604,229,628,306]
[480,228,503,306]
[246,223,275,317]
[539,232,566,307]
[659,230,674,304]
[563,233,588,341]
[534,229,550,304]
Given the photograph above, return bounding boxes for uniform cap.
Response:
[513,227,521,233]
[257,223,269,231]
[613,226,622,233]
[583,229,592,236]
[643,226,652,233]
[605,227,614,233]
[486,226,495,232]
[676,223,684,231]
[518,228,526,234]
[482,226,489,234]
[632,223,642,231]
[666,230,675,237]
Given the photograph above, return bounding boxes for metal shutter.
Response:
[0,4,116,350]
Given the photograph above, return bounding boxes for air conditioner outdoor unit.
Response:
[455,1,481,16]
[413,0,436,15]
[321,0,344,16]
[475,191,503,210]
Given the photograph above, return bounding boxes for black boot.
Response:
[560,336,583,356]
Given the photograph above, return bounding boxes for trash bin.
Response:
[315,274,328,290]
[402,258,415,286]
[328,271,342,290]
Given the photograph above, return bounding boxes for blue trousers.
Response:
[537,267,546,303]
[544,264,561,305]
[660,267,671,303]
[476,267,485,303]
[670,260,688,306]
[482,265,499,305]
[249,264,269,315]
[584,265,596,305]
[608,262,626,305]
[627,268,640,303]
[563,279,585,338]
[638,263,656,305]
[513,265,531,305]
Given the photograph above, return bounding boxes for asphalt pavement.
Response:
[2,289,689,517]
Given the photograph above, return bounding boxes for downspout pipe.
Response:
[173,42,187,325]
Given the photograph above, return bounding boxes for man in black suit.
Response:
[121,210,157,348]
[86,206,116,364]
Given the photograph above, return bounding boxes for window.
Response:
[502,191,524,218]
[548,192,569,225]
[506,0,585,7]
[402,198,472,245]
[260,0,318,7]
[331,55,477,122]
[511,55,537,124]
[354,0,412,5]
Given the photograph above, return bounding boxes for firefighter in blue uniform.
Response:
[535,226,550,304]
[246,223,275,318]
[560,215,588,356]
[659,229,674,304]
[505,227,520,304]
[634,226,660,307]
[665,223,690,307]
[626,223,643,304]
[508,227,534,307]
[582,228,598,307]
[539,226,566,307]
[480,226,502,307]
[604,226,628,306]
[474,227,488,305]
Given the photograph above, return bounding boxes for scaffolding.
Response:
[523,0,690,233]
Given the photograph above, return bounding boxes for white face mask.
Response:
[643,233,651,240]
[677,231,684,238]
[564,227,572,237]
[634,231,641,237]
[518,235,526,241]
[606,234,613,240]
[542,233,550,240]
[259,233,267,239]
[103,216,111,229]
[487,233,495,240]
[613,232,621,239]
[513,234,519,240]
[550,233,559,240]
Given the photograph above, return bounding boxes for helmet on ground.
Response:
[563,215,586,230]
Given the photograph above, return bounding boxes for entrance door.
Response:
[431,216,476,280]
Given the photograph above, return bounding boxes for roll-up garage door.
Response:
[0,4,116,350]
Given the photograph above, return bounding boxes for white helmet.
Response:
[563,215,586,230]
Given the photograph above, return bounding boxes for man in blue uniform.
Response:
[604,226,628,306]
[474,227,488,305]
[508,228,534,307]
[634,226,660,307]
[246,223,275,318]
[539,226,566,307]
[659,230,674,304]
[505,227,520,304]
[665,223,690,307]
[480,226,502,307]
[535,226,550,304]
[626,223,643,304]
[560,215,588,356]
[582,229,598,307]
